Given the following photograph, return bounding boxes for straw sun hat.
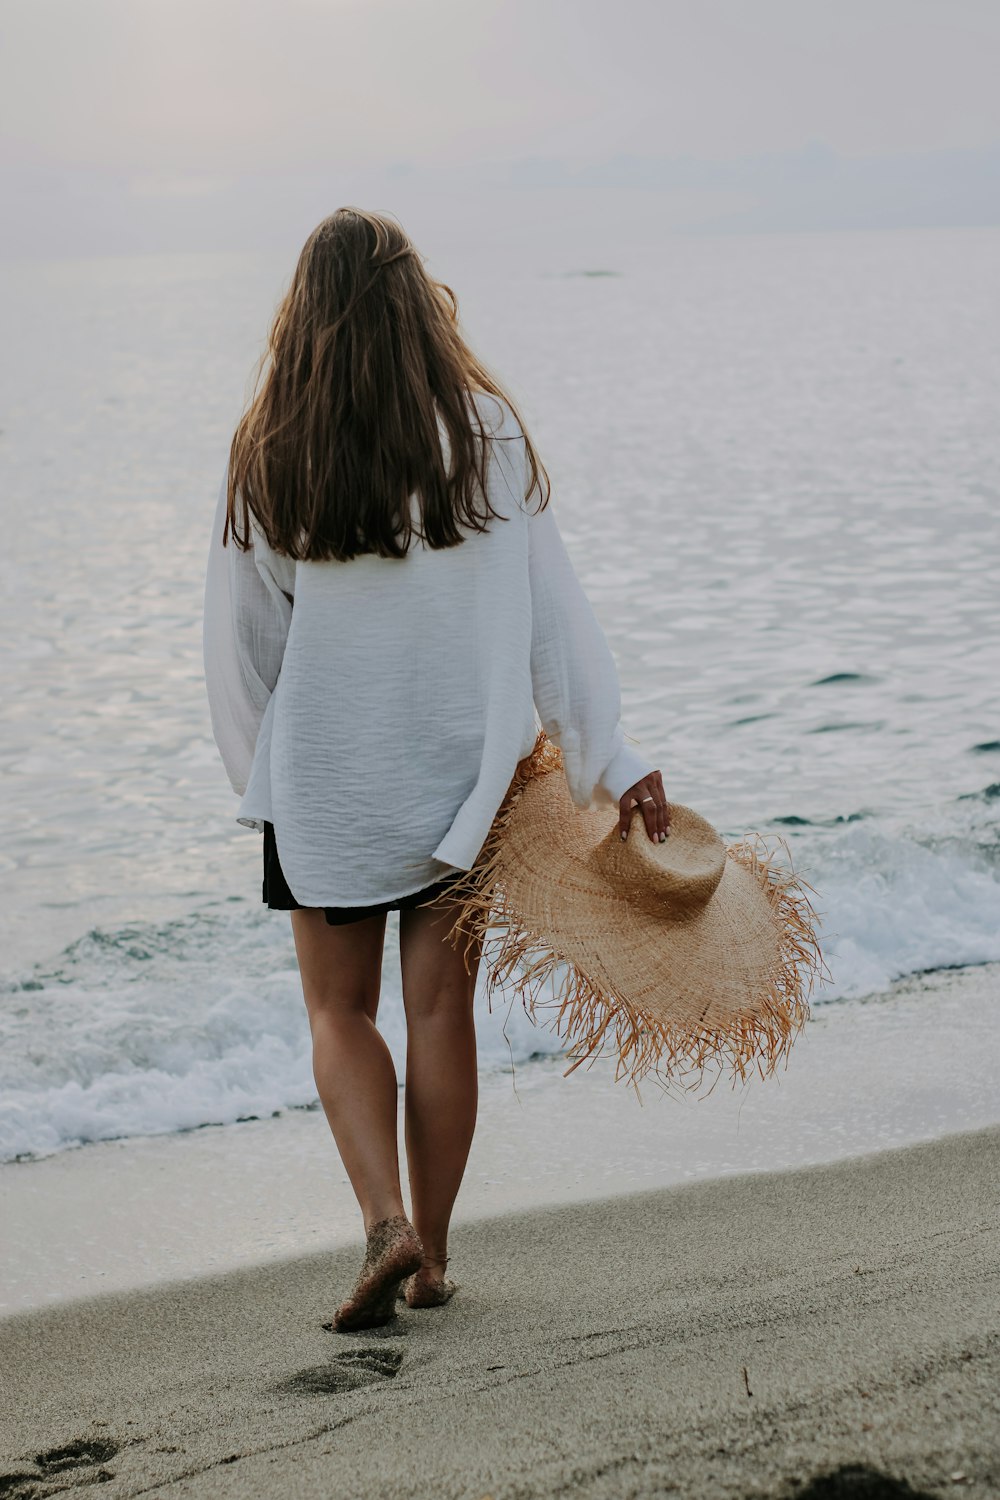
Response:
[436,730,829,1096]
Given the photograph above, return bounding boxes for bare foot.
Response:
[330,1215,423,1332]
[402,1256,457,1309]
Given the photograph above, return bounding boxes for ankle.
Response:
[362,1204,408,1236]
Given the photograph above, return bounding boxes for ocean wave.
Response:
[805,816,1000,999]
[0,902,560,1164]
[1,808,998,1164]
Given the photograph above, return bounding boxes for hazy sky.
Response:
[3,0,999,257]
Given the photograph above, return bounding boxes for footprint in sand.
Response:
[273,1346,404,1396]
[34,1438,120,1474]
[0,1436,122,1498]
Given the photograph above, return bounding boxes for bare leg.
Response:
[398,896,482,1306]
[290,908,421,1330]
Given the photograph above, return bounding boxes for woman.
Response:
[203,207,668,1332]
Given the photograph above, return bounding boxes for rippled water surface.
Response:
[2,227,999,1160]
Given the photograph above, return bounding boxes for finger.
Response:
[649,773,669,843]
[654,773,670,840]
[630,778,655,843]
[621,785,647,842]
[641,786,665,846]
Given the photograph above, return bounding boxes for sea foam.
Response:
[1,810,998,1164]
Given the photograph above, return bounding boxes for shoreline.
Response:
[3,961,1000,1315]
[2,1124,997,1498]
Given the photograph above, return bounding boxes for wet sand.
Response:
[1,1124,997,1499]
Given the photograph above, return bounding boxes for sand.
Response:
[1,1122,997,1499]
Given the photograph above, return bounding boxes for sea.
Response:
[2,225,999,1166]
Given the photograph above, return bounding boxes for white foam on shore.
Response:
[811,816,1000,997]
[0,904,558,1164]
[1,810,998,1165]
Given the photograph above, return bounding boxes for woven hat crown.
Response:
[591,805,727,920]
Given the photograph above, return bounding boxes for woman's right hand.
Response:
[618,771,670,844]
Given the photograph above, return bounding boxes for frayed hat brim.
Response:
[424,730,830,1096]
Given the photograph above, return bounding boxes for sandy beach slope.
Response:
[1,1123,996,1499]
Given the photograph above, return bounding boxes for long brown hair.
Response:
[225,207,550,561]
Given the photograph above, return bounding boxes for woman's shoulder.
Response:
[466,390,531,517]
[469,389,526,445]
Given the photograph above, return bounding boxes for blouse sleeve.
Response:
[527,494,656,809]
[202,465,295,797]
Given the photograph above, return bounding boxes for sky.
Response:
[2,0,999,258]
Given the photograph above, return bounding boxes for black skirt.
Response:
[262,820,464,927]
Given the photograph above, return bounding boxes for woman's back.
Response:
[204,206,653,909]
[231,394,540,905]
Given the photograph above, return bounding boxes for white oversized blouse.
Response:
[202,394,655,907]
